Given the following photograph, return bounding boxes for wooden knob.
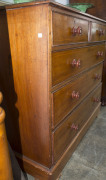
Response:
[72,27,82,35]
[72,59,81,68]
[72,91,80,99]
[76,59,81,67]
[72,91,76,98]
[77,26,82,35]
[71,123,78,130]
[97,51,103,57]
[75,92,80,99]
[99,29,104,36]
[72,27,77,35]
[72,59,77,67]
[93,98,99,103]
[94,74,101,80]
[97,51,101,56]
[100,51,104,56]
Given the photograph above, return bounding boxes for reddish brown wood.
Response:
[52,44,105,86]
[91,23,106,41]
[51,103,101,180]
[52,63,103,128]
[53,84,102,163]
[16,103,101,180]
[52,12,88,45]
[0,1,105,179]
[6,4,52,168]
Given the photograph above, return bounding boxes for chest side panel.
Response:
[6,4,52,167]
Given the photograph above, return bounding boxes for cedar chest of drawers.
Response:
[0,1,106,179]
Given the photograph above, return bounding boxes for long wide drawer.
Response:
[52,63,103,128]
[52,44,105,86]
[53,83,102,163]
[91,23,106,41]
[52,12,88,45]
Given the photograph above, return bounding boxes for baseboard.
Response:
[15,103,100,180]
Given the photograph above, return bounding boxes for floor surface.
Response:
[26,107,106,180]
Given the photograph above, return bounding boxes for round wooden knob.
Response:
[98,29,102,36]
[97,51,103,57]
[100,51,103,56]
[75,92,80,99]
[72,91,80,99]
[71,123,78,131]
[101,30,104,35]
[72,27,77,35]
[94,74,101,80]
[94,98,99,103]
[72,59,77,67]
[97,51,101,56]
[99,29,104,36]
[72,91,76,98]
[76,59,81,67]
[77,27,82,35]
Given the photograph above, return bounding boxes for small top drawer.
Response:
[91,23,106,41]
[52,12,88,45]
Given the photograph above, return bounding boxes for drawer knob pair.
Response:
[93,98,99,103]
[98,29,105,36]
[97,51,103,57]
[71,123,78,131]
[72,59,81,67]
[72,91,80,99]
[72,26,82,35]
[94,74,101,80]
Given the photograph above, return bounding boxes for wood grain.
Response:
[52,63,103,128]
[6,4,52,167]
[52,12,88,45]
[52,44,105,86]
[15,103,101,180]
[0,1,105,179]
[53,84,102,163]
[91,23,106,41]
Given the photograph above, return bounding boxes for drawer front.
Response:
[91,23,106,41]
[53,84,102,163]
[52,12,88,45]
[52,63,103,128]
[52,45,105,86]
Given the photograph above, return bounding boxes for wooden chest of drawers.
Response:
[0,1,106,179]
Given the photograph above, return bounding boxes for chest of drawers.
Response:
[0,1,106,179]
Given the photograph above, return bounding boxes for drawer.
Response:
[52,12,88,45]
[52,63,103,128]
[91,23,106,41]
[53,84,102,163]
[52,44,105,86]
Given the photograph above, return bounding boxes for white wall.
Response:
[55,0,69,5]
